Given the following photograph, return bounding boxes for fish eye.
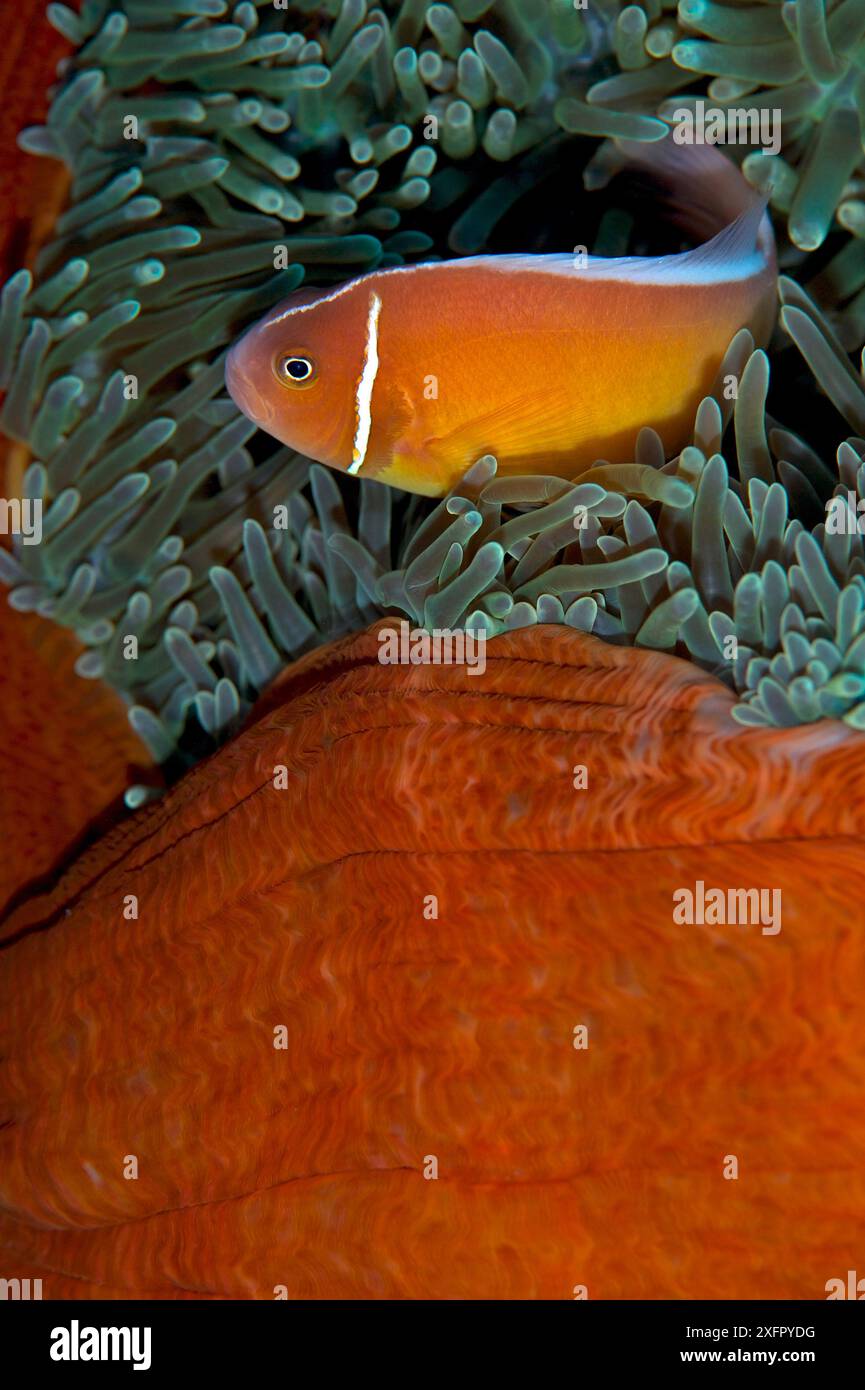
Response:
[274,354,316,387]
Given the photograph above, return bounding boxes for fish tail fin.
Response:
[602,134,775,273]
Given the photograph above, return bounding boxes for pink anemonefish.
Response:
[225,138,777,498]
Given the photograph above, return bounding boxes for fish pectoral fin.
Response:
[423,386,579,464]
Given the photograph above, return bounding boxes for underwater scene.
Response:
[1,0,865,1347]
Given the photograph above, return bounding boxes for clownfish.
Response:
[225,139,776,498]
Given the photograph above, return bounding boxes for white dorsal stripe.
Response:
[347,291,382,476]
[264,207,770,332]
[267,277,358,324]
[264,247,763,331]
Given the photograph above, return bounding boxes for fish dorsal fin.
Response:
[631,197,770,284]
[442,198,769,288]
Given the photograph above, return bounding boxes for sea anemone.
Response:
[2,0,865,780]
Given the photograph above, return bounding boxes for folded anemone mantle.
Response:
[1,624,864,1300]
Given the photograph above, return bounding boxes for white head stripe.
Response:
[348,291,382,476]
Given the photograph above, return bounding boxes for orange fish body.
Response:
[226,143,777,498]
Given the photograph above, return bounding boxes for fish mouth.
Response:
[225,334,273,430]
[225,337,258,419]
